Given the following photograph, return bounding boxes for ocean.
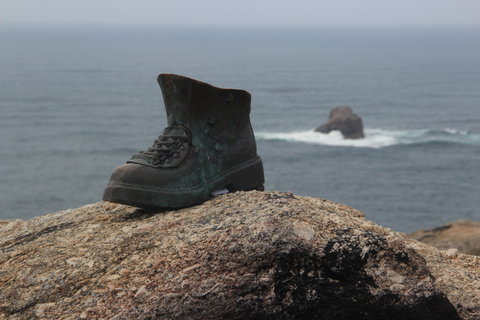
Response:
[1,25,479,233]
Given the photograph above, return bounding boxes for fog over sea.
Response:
[1,25,479,233]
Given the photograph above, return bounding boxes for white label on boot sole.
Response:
[211,187,229,196]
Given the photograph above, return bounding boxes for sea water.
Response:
[1,25,479,233]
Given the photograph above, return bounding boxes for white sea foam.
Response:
[256,128,480,149]
[445,128,469,136]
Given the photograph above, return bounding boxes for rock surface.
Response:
[315,106,365,139]
[409,220,480,256]
[1,191,479,319]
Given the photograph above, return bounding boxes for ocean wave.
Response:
[256,128,480,149]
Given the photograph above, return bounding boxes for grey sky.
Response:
[1,0,479,27]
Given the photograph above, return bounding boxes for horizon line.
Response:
[2,21,480,29]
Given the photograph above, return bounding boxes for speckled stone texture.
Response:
[0,191,476,319]
[409,220,480,256]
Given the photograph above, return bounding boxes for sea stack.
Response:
[315,106,365,139]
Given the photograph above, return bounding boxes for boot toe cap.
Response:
[103,163,207,208]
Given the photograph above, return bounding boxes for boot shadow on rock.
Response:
[315,106,365,139]
[103,74,265,209]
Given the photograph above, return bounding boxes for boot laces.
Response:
[129,126,189,167]
[141,136,186,164]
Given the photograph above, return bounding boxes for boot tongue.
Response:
[162,126,188,138]
[128,126,190,168]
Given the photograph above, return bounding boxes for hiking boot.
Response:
[103,73,264,209]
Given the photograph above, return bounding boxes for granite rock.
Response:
[409,220,480,256]
[0,191,477,319]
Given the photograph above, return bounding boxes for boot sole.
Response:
[103,156,264,209]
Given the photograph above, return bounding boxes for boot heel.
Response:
[219,156,265,193]
[252,185,265,191]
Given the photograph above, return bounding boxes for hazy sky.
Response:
[1,0,479,27]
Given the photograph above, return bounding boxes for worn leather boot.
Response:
[103,73,264,209]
